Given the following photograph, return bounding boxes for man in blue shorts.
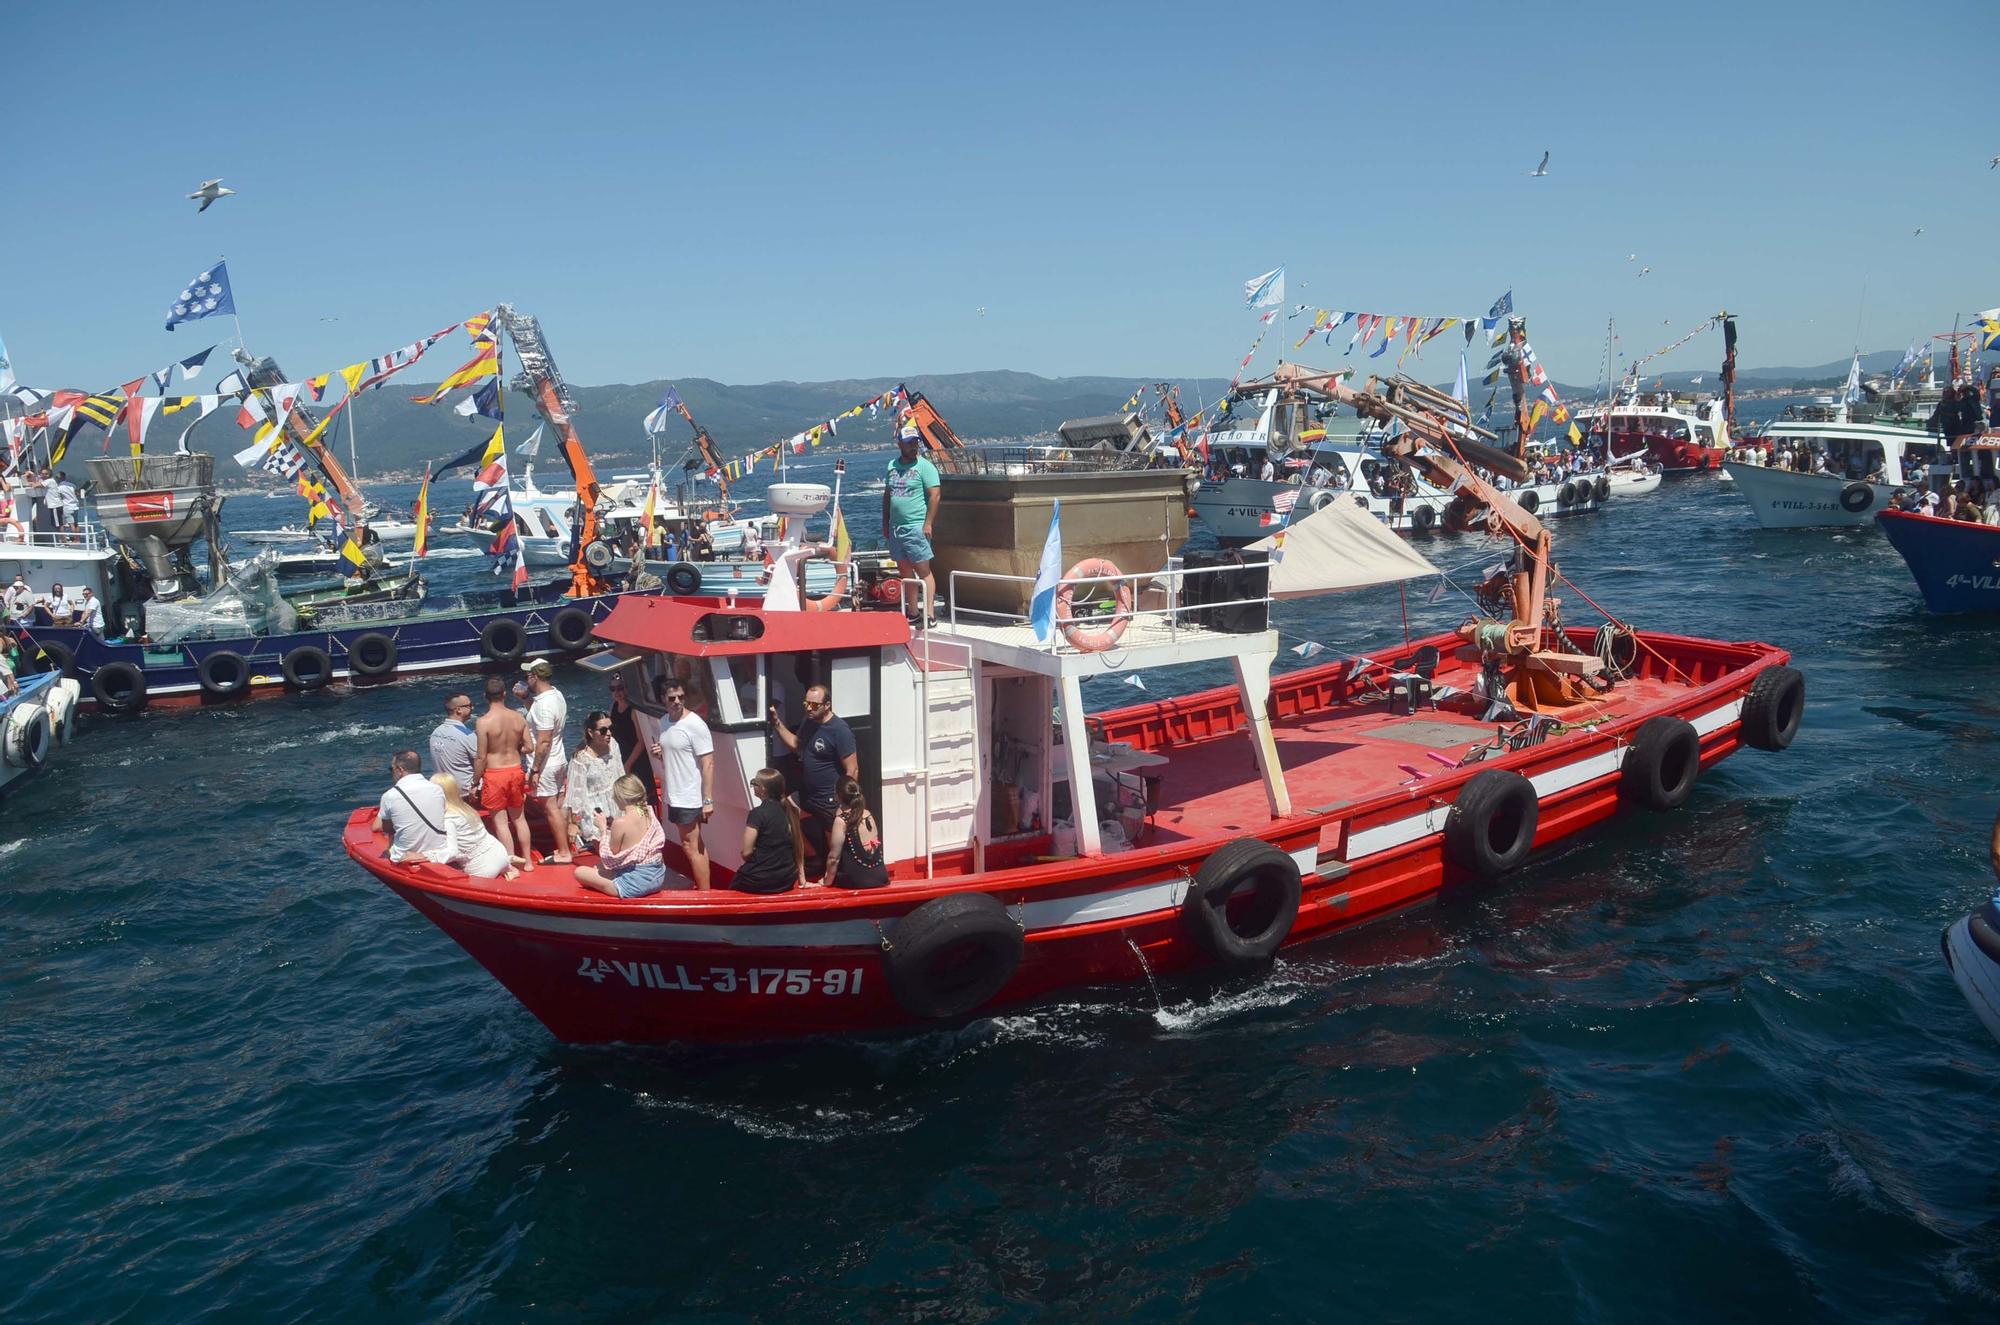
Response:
[882,426,941,624]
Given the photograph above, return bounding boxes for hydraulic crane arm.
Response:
[900,388,965,463]
[494,304,611,597]
[240,353,368,519]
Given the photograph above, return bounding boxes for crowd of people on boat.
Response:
[3,574,103,631]
[375,659,890,900]
[0,468,82,542]
[1886,479,2000,524]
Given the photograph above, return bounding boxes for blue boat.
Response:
[25,579,642,714]
[1876,509,2000,613]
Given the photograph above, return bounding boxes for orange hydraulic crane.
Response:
[1333,373,1617,717]
[494,304,612,597]
[241,353,368,525]
[898,386,967,467]
[659,393,731,502]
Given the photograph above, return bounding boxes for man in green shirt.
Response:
[882,427,941,623]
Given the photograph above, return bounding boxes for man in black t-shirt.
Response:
[768,682,858,860]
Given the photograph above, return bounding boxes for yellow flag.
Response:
[480,423,506,467]
[1568,422,1582,444]
[340,363,368,395]
[833,508,851,563]
[1529,402,1548,431]
[340,536,366,567]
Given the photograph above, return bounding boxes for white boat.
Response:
[1606,463,1662,496]
[1722,409,1946,529]
[1,670,80,796]
[1943,897,2000,1047]
[443,467,776,568]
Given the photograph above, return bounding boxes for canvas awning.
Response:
[1246,494,1439,598]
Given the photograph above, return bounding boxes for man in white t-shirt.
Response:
[655,675,715,889]
[74,587,105,633]
[3,574,32,621]
[520,658,573,862]
[373,749,451,864]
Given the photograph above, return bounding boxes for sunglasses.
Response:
[590,725,612,734]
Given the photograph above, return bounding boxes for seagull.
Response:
[1914,226,1924,236]
[188,178,235,212]
[976,306,987,317]
[1627,253,1637,261]
[1529,150,1549,177]
[1639,266,1651,276]
[1990,155,1999,169]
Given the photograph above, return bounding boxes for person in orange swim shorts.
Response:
[474,674,532,861]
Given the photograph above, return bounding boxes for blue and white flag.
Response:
[165,261,235,331]
[1843,352,1863,404]
[1292,641,1327,659]
[643,386,683,434]
[1453,352,1470,408]
[1029,499,1062,643]
[517,422,544,460]
[454,377,503,420]
[1243,266,1285,309]
[1487,289,1513,320]
[0,326,13,391]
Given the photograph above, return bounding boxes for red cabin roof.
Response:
[593,595,912,657]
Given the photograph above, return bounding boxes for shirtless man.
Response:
[474,674,532,861]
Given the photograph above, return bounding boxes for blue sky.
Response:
[3,1,1987,393]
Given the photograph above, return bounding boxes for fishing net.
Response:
[147,550,298,644]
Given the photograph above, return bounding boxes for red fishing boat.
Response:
[345,376,1805,1044]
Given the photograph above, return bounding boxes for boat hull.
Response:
[1723,463,1893,528]
[1877,509,2000,612]
[347,627,1794,1044]
[1607,469,1662,496]
[27,582,645,711]
[1942,902,2000,1047]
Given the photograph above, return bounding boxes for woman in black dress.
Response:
[733,768,803,894]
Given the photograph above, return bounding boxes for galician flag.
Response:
[1243,266,1285,309]
[1453,352,1470,409]
[1029,499,1062,643]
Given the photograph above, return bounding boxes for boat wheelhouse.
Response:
[1573,394,1733,475]
[347,380,1805,1045]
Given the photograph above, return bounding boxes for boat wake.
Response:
[632,1090,923,1142]
[1153,973,1310,1034]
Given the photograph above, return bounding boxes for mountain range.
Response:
[185,350,1927,481]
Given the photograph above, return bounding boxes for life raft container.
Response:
[4,701,50,769]
[1444,769,1538,880]
[1054,558,1134,652]
[883,892,1024,1020]
[1181,838,1302,966]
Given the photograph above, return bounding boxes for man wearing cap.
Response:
[882,426,941,625]
[520,658,573,863]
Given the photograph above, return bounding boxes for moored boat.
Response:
[346,375,1805,1045]
[1876,508,2000,612]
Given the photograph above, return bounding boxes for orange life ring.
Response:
[802,564,850,612]
[1055,557,1133,652]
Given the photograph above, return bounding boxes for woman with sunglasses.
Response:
[563,709,623,850]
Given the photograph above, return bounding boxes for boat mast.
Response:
[494,304,612,597]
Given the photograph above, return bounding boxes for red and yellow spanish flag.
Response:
[832,507,851,564]
[412,465,432,558]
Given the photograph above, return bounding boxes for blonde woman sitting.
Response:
[432,773,526,880]
[576,774,671,898]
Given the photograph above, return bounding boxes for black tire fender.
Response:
[1839,481,1874,513]
[1739,664,1805,752]
[479,617,527,662]
[90,660,148,715]
[34,639,76,679]
[281,646,333,692]
[347,632,398,679]
[1408,504,1436,532]
[1516,488,1540,514]
[1594,474,1611,502]
[1620,715,1702,812]
[1559,480,1578,505]
[548,607,595,653]
[195,650,250,698]
[1181,838,1302,966]
[883,892,1023,1020]
[665,562,704,596]
[1444,768,1539,879]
